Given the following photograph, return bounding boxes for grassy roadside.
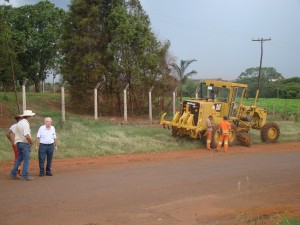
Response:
[236,210,300,225]
[0,116,202,162]
[1,92,300,162]
[1,115,299,162]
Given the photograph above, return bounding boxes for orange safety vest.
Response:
[219,120,231,134]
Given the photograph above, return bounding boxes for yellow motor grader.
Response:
[160,79,280,148]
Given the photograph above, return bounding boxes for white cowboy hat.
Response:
[21,110,35,117]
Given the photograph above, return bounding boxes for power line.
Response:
[252,38,271,91]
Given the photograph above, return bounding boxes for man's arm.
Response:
[6,128,14,145]
[206,120,213,129]
[228,121,232,130]
[53,127,58,151]
[25,134,33,146]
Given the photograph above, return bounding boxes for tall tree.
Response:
[5,1,65,92]
[0,5,21,112]
[0,5,16,88]
[236,67,284,98]
[106,1,170,113]
[60,0,111,112]
[171,59,197,102]
[61,0,171,114]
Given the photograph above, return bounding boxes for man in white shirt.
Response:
[206,115,214,150]
[10,110,35,181]
[35,117,58,176]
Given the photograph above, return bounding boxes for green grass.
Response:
[277,216,300,225]
[236,209,300,225]
[248,121,300,144]
[0,117,201,162]
[1,92,63,116]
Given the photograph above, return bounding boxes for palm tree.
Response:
[171,59,197,102]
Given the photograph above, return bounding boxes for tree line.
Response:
[0,0,180,115]
[1,0,299,117]
[0,1,65,92]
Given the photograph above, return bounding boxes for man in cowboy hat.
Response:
[6,114,23,176]
[10,110,35,181]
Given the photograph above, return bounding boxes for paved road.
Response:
[1,146,300,225]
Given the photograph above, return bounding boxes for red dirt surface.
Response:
[1,142,300,225]
[1,141,299,172]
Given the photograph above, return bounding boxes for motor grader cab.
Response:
[160,79,280,148]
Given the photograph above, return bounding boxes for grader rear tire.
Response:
[261,122,280,143]
[210,130,220,149]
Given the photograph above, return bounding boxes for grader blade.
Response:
[237,133,252,147]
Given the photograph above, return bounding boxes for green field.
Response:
[243,98,300,120]
[0,92,300,162]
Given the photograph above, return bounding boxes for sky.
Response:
[5,0,300,80]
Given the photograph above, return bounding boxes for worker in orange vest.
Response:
[217,116,231,152]
[206,115,214,150]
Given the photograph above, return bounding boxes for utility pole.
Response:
[252,38,271,92]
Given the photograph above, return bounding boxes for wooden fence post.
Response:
[173,87,178,117]
[22,79,28,113]
[124,83,129,123]
[195,86,200,99]
[61,81,67,122]
[149,86,154,122]
[94,83,101,120]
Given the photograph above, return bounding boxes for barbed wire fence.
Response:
[1,81,299,123]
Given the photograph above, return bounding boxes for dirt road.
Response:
[0,142,300,225]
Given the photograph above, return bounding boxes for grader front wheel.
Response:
[261,122,280,143]
[228,123,237,146]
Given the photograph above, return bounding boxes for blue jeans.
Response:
[10,142,31,178]
[38,144,54,175]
